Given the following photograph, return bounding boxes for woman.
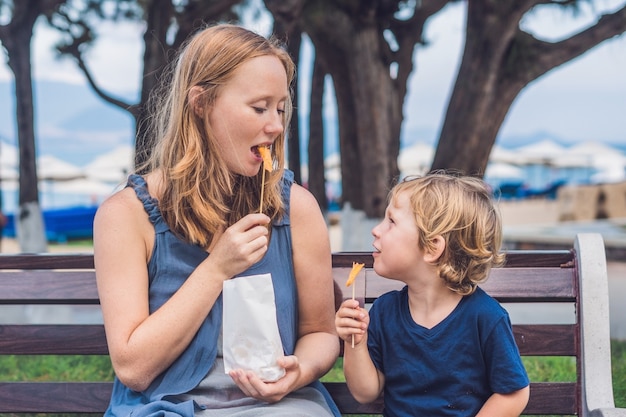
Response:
[94,23,340,416]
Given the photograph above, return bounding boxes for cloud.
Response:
[0,18,144,95]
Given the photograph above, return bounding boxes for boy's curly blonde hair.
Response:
[390,172,505,295]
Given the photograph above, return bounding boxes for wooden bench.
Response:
[0,232,623,415]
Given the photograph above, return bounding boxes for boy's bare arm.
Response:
[476,386,530,417]
[336,300,384,403]
[343,338,385,404]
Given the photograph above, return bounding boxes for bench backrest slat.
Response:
[332,250,574,268]
[513,324,577,356]
[0,253,95,269]
[0,271,99,304]
[0,324,108,355]
[0,324,577,357]
[356,267,577,302]
[524,382,577,415]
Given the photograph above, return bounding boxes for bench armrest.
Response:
[576,233,620,416]
[590,408,626,417]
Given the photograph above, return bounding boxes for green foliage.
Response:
[0,355,114,382]
[522,356,576,382]
[612,339,626,407]
[320,357,345,382]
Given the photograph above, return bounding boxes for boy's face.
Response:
[371,191,422,280]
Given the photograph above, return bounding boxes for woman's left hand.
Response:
[228,355,301,403]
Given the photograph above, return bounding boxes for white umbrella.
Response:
[0,141,18,169]
[50,178,119,196]
[514,139,566,165]
[398,142,434,174]
[489,145,519,165]
[38,154,85,181]
[83,145,134,183]
[0,165,18,181]
[484,162,524,180]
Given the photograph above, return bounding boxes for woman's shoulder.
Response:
[289,181,322,218]
[95,181,145,226]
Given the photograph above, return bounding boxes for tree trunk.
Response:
[133,0,174,170]
[303,11,396,218]
[271,18,303,184]
[0,0,59,252]
[432,0,626,176]
[283,0,444,218]
[307,55,328,211]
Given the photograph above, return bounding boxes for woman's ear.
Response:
[188,86,205,118]
[424,235,446,263]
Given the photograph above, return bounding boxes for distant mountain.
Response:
[3,80,620,169]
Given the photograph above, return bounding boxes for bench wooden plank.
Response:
[0,381,578,414]
[480,267,576,302]
[0,253,95,269]
[0,324,108,355]
[1,324,575,357]
[0,270,99,303]
[513,324,577,356]
[332,250,574,269]
[524,382,577,415]
[334,266,576,303]
[0,382,111,413]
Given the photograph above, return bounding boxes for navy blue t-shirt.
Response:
[367,286,529,417]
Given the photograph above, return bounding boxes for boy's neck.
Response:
[406,284,463,330]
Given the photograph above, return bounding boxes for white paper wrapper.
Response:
[222,273,286,382]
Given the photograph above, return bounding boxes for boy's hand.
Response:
[335,299,369,346]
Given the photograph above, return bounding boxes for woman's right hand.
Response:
[208,213,271,279]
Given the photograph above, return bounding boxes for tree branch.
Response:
[518,4,626,80]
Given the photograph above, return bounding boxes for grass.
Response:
[0,339,625,416]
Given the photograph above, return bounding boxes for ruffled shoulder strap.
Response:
[126,174,169,233]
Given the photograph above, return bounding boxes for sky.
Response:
[1,0,625,158]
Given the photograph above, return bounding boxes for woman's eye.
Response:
[253,107,266,114]
[277,108,285,115]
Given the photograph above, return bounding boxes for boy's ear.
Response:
[424,235,446,263]
[188,86,205,117]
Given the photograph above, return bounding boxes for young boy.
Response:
[335,172,530,416]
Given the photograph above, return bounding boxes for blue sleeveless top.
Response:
[104,170,340,417]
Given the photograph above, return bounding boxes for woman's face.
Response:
[208,55,288,177]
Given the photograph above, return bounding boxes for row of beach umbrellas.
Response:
[395,139,626,184]
[0,143,133,197]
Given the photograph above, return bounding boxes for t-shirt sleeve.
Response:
[483,314,530,393]
[366,296,386,372]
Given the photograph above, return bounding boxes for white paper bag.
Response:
[222,273,286,382]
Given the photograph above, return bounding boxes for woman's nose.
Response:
[265,112,284,135]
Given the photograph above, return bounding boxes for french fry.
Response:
[346,262,364,348]
[346,262,364,287]
[258,146,272,213]
[259,146,272,172]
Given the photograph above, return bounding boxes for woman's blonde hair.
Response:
[390,172,505,295]
[140,24,295,247]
